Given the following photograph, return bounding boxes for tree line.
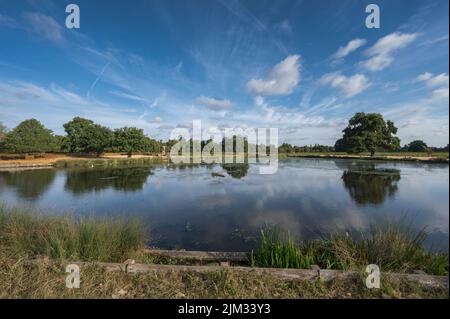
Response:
[0,113,448,157]
[0,117,168,157]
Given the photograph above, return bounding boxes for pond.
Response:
[0,158,448,252]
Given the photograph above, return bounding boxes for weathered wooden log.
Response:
[69,261,448,289]
[142,249,249,263]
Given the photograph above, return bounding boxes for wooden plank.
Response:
[72,261,448,289]
[142,249,249,262]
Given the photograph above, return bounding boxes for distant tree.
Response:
[114,127,147,157]
[406,140,429,152]
[279,143,294,153]
[0,122,7,152]
[336,113,400,156]
[0,122,6,141]
[63,117,112,156]
[2,119,56,154]
[221,136,249,153]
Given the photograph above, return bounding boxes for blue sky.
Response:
[0,0,448,146]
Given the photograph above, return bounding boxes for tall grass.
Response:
[0,205,147,262]
[250,224,449,276]
[249,228,314,269]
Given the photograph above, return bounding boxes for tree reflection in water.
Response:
[0,169,56,200]
[64,167,153,195]
[221,164,249,179]
[341,167,401,206]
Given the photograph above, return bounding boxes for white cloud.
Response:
[320,73,371,98]
[417,72,449,101]
[247,55,301,95]
[332,38,366,60]
[430,88,449,101]
[194,95,234,110]
[360,54,394,72]
[22,12,63,43]
[417,72,449,88]
[361,32,417,71]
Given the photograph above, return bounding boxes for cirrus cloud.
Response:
[417,72,449,101]
[417,72,449,88]
[247,55,301,96]
[194,95,234,110]
[332,38,367,60]
[361,32,418,71]
[320,73,371,98]
[22,12,63,44]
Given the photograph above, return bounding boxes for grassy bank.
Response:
[281,152,449,158]
[279,152,449,163]
[250,225,449,276]
[0,205,146,262]
[54,157,165,169]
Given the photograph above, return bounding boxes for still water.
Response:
[0,158,448,251]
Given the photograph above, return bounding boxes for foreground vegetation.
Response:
[1,258,447,299]
[250,226,449,276]
[0,205,146,262]
[0,205,448,298]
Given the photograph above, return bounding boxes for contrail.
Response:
[87,61,111,99]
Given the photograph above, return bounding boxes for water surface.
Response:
[0,158,448,251]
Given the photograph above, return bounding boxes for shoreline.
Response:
[0,154,169,170]
[0,152,448,170]
[283,153,449,164]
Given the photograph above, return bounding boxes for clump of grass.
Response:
[0,204,147,262]
[250,228,315,269]
[250,224,448,276]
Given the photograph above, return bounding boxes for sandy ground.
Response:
[0,153,166,167]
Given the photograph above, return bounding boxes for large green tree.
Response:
[406,140,429,152]
[113,127,147,157]
[335,113,400,156]
[63,117,112,156]
[2,119,56,154]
